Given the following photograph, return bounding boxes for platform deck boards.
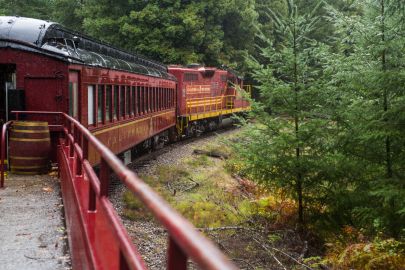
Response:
[0,174,70,270]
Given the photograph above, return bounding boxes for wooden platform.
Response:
[0,173,70,269]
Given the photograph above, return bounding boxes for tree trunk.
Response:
[381,0,393,178]
[293,21,304,226]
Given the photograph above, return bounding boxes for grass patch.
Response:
[186,155,213,168]
[122,190,152,220]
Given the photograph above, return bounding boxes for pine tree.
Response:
[327,0,405,237]
[234,0,333,227]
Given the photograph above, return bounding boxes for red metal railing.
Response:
[12,111,237,270]
[0,121,12,188]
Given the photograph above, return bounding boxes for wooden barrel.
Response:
[9,121,51,175]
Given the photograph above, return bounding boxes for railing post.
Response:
[167,237,187,270]
[100,158,110,197]
[64,118,70,147]
[119,251,130,270]
[75,132,82,177]
[69,125,75,158]
[84,138,97,212]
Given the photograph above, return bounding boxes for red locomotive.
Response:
[169,64,250,136]
[0,16,250,165]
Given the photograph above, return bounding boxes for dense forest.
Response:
[1,0,404,268]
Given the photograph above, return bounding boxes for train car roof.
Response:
[0,16,176,81]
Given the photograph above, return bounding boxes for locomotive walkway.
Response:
[0,174,70,270]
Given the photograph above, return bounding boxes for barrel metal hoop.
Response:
[10,165,47,169]
[9,156,48,160]
[9,138,50,142]
[11,130,50,133]
[12,122,49,127]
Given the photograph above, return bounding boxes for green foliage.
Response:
[323,0,405,237]
[51,0,83,31]
[0,0,52,19]
[70,0,258,68]
[231,1,405,252]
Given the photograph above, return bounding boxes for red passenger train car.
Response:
[0,16,250,165]
[0,16,177,164]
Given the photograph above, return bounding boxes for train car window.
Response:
[155,87,158,112]
[221,75,227,82]
[163,88,169,109]
[154,87,156,111]
[131,86,136,116]
[139,86,143,114]
[106,85,112,122]
[152,87,155,112]
[120,86,125,118]
[156,87,159,111]
[151,87,155,112]
[145,86,149,113]
[150,86,153,113]
[162,88,164,109]
[169,88,172,108]
[184,73,198,82]
[163,88,166,109]
[88,85,95,125]
[114,86,119,120]
[167,88,170,109]
[137,86,141,115]
[172,88,175,107]
[142,86,146,113]
[126,86,131,116]
[159,88,162,110]
[171,88,174,108]
[68,82,78,118]
[142,86,145,114]
[167,88,170,108]
[159,87,162,110]
[97,85,103,123]
[157,87,160,111]
[68,72,79,119]
[149,86,152,113]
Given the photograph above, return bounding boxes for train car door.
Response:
[68,71,79,120]
[0,64,16,123]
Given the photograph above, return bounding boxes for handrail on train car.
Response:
[0,121,12,188]
[11,110,238,270]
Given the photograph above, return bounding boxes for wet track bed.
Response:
[0,174,70,270]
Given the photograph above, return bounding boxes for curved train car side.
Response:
[0,16,177,164]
